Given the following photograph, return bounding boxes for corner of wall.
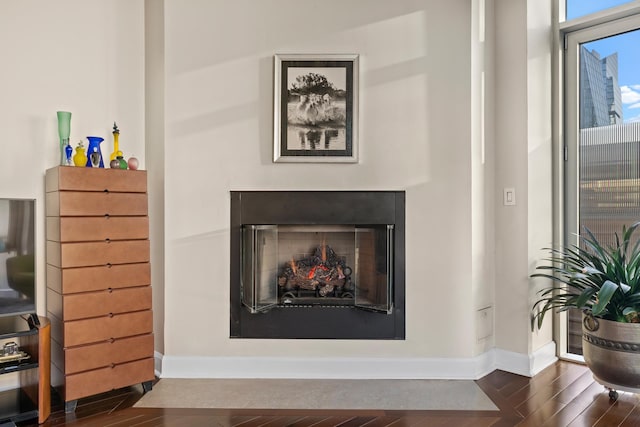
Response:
[494,341,557,377]
[145,0,166,356]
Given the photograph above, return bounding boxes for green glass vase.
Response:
[56,111,72,166]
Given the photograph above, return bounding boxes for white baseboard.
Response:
[160,354,489,379]
[154,350,163,378]
[494,341,558,377]
[530,341,559,375]
[157,344,557,380]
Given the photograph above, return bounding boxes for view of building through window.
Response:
[581,31,640,126]
[579,47,622,128]
[578,30,640,249]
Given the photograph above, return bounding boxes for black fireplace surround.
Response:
[230,191,405,339]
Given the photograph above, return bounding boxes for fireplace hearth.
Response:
[230,191,405,339]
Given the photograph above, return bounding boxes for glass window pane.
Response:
[241,225,279,313]
[572,28,640,354]
[580,30,640,127]
[354,225,393,313]
[567,0,635,21]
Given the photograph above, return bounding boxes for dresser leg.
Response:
[65,400,78,413]
[142,381,153,393]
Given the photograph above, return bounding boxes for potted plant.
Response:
[531,221,640,400]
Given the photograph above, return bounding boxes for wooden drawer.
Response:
[46,191,148,216]
[65,357,154,401]
[47,240,150,268]
[47,216,149,242]
[65,334,154,374]
[46,166,147,193]
[47,263,150,294]
[63,311,153,347]
[48,287,151,321]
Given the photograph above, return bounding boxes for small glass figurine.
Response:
[117,155,128,169]
[64,142,73,166]
[128,156,139,170]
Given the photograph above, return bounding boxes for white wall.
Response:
[493,0,555,370]
[160,0,491,377]
[494,0,530,355]
[0,0,145,317]
[145,0,166,357]
[0,0,557,380]
[471,0,497,356]
[526,0,554,353]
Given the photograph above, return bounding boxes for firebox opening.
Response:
[241,225,393,314]
[230,191,405,340]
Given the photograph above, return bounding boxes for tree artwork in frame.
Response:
[273,54,359,163]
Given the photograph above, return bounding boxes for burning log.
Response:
[278,244,351,298]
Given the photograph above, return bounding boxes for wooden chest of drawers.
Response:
[45,166,154,411]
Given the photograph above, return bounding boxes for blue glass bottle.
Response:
[85,136,105,168]
[64,143,73,166]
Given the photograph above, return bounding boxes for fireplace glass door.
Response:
[241,224,394,314]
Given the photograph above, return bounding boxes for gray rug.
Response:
[134,378,498,411]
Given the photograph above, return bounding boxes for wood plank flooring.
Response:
[16,360,640,427]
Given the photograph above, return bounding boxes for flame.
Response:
[308,264,328,279]
[290,258,297,275]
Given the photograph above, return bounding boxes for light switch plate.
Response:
[504,188,516,206]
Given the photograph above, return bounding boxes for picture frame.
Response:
[273,54,359,163]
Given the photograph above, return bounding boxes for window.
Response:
[562,4,640,358]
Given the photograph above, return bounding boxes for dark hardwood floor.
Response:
[16,360,640,427]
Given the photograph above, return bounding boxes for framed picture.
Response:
[273,54,359,163]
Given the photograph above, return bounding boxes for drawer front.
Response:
[47,191,148,216]
[65,357,154,402]
[65,334,154,374]
[47,216,149,242]
[47,263,150,294]
[48,240,150,268]
[46,167,147,193]
[63,311,153,347]
[62,287,152,320]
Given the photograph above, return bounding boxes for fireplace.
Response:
[230,191,405,339]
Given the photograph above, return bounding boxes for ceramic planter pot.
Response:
[582,312,640,393]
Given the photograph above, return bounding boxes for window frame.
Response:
[557,3,640,360]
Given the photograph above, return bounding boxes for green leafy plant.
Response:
[531,222,640,330]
